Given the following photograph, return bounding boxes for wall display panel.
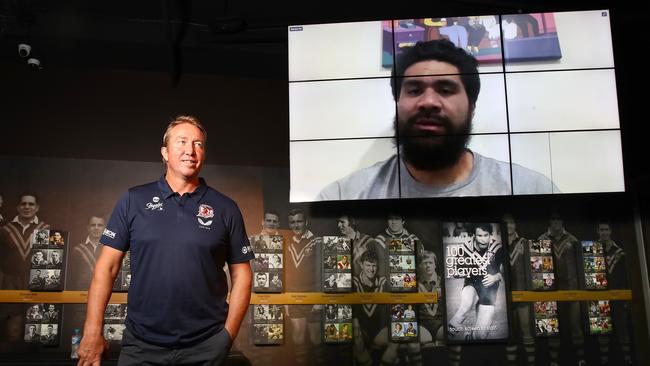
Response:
[442,222,509,342]
[322,304,352,343]
[24,303,62,346]
[288,9,623,202]
[533,301,560,337]
[251,304,284,345]
[29,229,68,292]
[506,69,619,132]
[503,10,615,72]
[390,304,419,342]
[322,236,353,292]
[103,304,127,342]
[252,235,284,293]
[581,240,609,290]
[587,300,612,335]
[529,239,557,291]
[388,238,417,292]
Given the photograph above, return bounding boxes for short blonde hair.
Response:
[162,115,207,147]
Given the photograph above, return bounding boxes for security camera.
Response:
[27,58,41,70]
[18,44,31,58]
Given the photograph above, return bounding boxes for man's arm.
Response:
[77,246,125,366]
[224,262,253,340]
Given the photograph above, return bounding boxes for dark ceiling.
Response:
[0,0,637,81]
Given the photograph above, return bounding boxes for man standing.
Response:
[78,116,253,366]
[68,216,106,290]
[503,214,535,366]
[318,39,556,200]
[284,208,321,365]
[538,214,584,366]
[0,192,49,290]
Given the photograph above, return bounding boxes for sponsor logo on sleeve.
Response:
[242,245,253,254]
[103,228,116,239]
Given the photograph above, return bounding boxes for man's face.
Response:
[257,274,267,285]
[53,232,62,241]
[504,217,516,236]
[160,123,206,181]
[420,256,436,276]
[263,213,280,230]
[17,195,39,220]
[361,259,378,279]
[47,326,54,335]
[288,214,307,235]
[48,305,55,312]
[341,256,348,264]
[51,251,60,262]
[549,218,563,233]
[125,274,131,285]
[387,216,405,233]
[88,217,106,238]
[34,252,43,261]
[396,60,473,170]
[475,227,490,249]
[598,224,612,241]
[29,325,36,335]
[337,216,355,236]
[35,270,41,278]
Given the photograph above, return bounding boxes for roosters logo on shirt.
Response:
[197,204,214,227]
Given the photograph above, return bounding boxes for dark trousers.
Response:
[118,327,232,366]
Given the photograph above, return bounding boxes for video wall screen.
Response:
[288,10,624,202]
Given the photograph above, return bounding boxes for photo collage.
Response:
[529,239,556,291]
[390,304,418,342]
[323,304,352,343]
[322,236,352,292]
[533,301,560,337]
[29,229,67,291]
[388,238,417,292]
[24,303,62,346]
[588,300,612,335]
[252,235,284,293]
[103,304,127,342]
[581,240,608,290]
[252,304,284,345]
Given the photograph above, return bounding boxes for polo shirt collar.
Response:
[157,175,208,203]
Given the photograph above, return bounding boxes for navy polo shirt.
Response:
[101,176,254,347]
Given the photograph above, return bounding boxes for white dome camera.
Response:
[18,43,32,58]
[27,57,41,70]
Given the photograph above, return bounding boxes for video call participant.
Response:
[503,214,535,366]
[78,116,254,366]
[448,223,504,340]
[318,39,556,200]
[538,214,585,366]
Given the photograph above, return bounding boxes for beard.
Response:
[395,111,472,170]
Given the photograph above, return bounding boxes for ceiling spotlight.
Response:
[18,43,31,58]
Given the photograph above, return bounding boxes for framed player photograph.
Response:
[529,239,556,291]
[39,323,59,346]
[322,236,352,293]
[442,221,509,343]
[533,301,560,337]
[104,324,126,342]
[32,228,50,248]
[388,238,417,292]
[104,304,127,342]
[23,303,63,346]
[390,304,419,342]
[113,251,132,292]
[581,240,608,290]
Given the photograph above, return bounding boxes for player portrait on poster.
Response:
[23,303,62,346]
[322,236,352,292]
[442,221,509,342]
[28,230,67,291]
[252,235,284,293]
